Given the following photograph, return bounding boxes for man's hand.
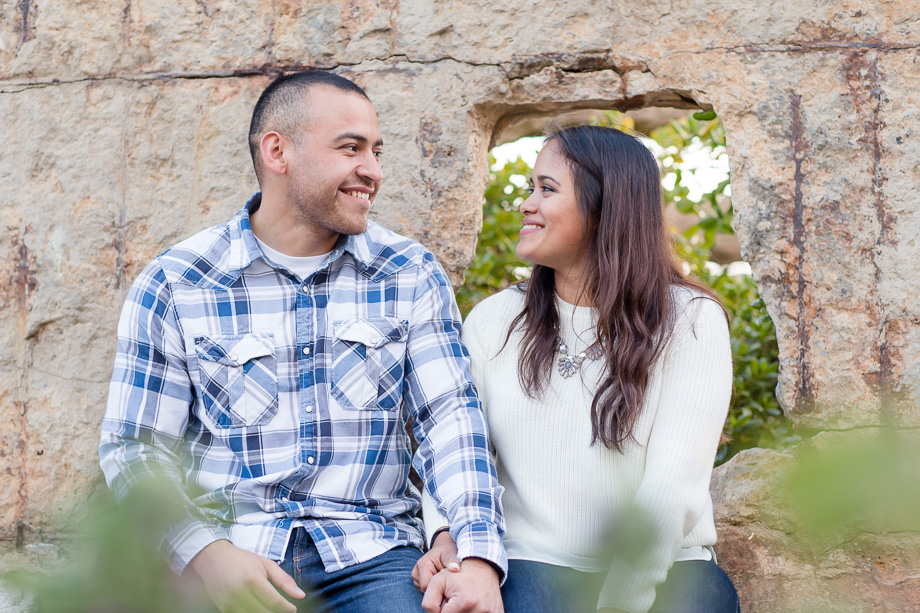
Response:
[412,530,461,593]
[188,540,306,613]
[421,557,503,613]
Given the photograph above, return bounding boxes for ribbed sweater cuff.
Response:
[421,489,451,546]
[596,557,659,613]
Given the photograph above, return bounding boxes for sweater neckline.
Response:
[555,293,595,323]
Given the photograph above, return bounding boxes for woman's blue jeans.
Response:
[500,558,740,613]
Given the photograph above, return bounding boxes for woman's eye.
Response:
[526,185,534,195]
[540,185,554,193]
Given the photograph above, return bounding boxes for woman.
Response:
[414,124,740,613]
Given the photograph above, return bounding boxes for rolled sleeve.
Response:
[406,254,507,580]
[99,261,226,575]
[454,520,508,580]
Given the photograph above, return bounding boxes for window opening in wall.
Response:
[461,108,799,464]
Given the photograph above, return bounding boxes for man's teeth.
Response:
[346,190,370,201]
[523,224,541,229]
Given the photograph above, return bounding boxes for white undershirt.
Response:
[255,237,331,280]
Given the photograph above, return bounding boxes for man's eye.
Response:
[345,145,358,152]
[374,150,383,158]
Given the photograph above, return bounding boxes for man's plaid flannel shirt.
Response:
[100,194,507,576]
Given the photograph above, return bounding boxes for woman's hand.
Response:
[412,529,461,593]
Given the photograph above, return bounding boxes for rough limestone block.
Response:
[713,436,920,612]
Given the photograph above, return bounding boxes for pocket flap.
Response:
[333,318,408,348]
[195,333,275,366]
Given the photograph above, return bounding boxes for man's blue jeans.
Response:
[277,528,423,613]
[501,558,740,613]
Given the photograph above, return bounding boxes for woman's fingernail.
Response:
[448,562,460,572]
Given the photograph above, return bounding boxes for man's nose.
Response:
[357,152,383,185]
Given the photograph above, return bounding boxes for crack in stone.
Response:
[0,52,658,94]
[3,40,916,94]
[841,49,899,421]
[16,0,35,48]
[29,367,108,385]
[841,425,920,432]
[0,57,492,93]
[819,529,920,556]
[657,40,920,57]
[264,0,276,62]
[789,92,815,414]
[703,40,920,53]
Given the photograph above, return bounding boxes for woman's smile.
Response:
[515,140,590,275]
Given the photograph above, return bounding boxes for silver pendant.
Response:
[556,335,598,378]
[558,355,580,378]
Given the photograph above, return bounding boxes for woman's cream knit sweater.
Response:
[423,286,732,613]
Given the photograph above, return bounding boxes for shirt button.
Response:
[302,284,309,293]
[307,456,315,465]
[302,346,310,356]
[281,495,289,502]
[370,337,380,345]
[305,405,313,413]
[229,354,238,362]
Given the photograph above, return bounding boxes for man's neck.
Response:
[251,192,339,257]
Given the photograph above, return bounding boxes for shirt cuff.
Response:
[164,519,232,576]
[453,521,508,585]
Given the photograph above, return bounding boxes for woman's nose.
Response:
[519,193,537,215]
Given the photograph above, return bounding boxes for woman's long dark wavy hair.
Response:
[507,124,722,451]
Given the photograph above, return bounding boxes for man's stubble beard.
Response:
[288,177,370,238]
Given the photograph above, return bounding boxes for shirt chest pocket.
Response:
[193,333,279,428]
[331,317,408,411]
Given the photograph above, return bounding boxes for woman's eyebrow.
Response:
[537,174,559,186]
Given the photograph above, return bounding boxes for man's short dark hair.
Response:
[248,71,370,182]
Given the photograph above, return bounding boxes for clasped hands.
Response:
[413,534,631,613]
[412,531,503,613]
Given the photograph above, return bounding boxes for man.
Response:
[100,71,506,613]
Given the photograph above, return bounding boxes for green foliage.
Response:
[6,484,215,613]
[455,155,531,315]
[786,430,920,551]
[466,111,796,464]
[641,111,798,463]
[708,272,796,463]
[644,110,732,273]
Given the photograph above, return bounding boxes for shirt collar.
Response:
[231,192,376,275]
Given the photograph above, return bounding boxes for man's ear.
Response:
[259,131,288,177]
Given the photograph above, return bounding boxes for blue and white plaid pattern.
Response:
[100,194,506,576]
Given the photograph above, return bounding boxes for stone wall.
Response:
[2,1,918,610]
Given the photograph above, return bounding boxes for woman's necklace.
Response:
[556,336,602,378]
